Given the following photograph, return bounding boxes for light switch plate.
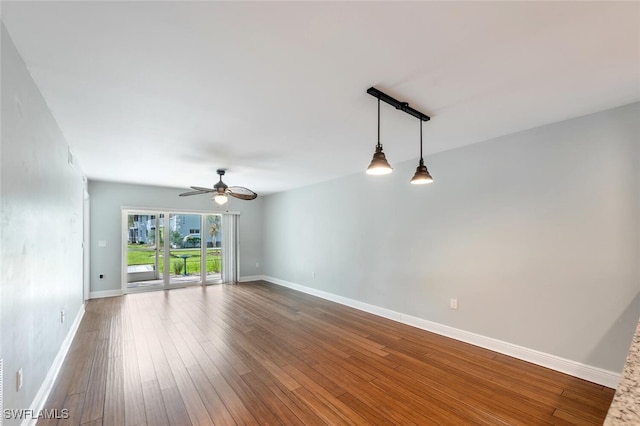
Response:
[16,368,22,391]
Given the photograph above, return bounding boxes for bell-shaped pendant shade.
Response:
[410,159,433,184]
[366,145,393,175]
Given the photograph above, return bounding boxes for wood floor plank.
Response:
[129,298,157,385]
[561,388,613,411]
[140,380,169,426]
[239,371,304,424]
[123,335,146,426]
[141,322,177,391]
[66,331,99,396]
[297,310,389,355]
[292,387,356,425]
[266,383,327,426]
[553,407,604,425]
[197,341,262,425]
[40,346,88,420]
[186,364,236,426]
[164,349,214,425]
[80,419,103,426]
[79,338,109,424]
[288,353,346,398]
[391,357,557,425]
[281,363,369,425]
[344,348,509,425]
[337,391,397,426]
[38,281,614,426]
[160,386,192,426]
[163,319,199,369]
[58,392,85,426]
[211,362,281,425]
[102,355,125,426]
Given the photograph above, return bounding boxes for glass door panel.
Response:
[157,213,165,282]
[205,215,223,283]
[126,213,163,289]
[169,214,202,285]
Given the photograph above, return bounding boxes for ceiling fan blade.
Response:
[190,186,215,192]
[179,190,210,197]
[227,186,258,200]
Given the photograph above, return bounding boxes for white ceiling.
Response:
[2,1,639,195]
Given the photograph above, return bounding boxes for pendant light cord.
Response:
[419,119,424,164]
[377,97,381,149]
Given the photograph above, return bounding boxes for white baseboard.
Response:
[89,289,123,299]
[23,304,85,426]
[239,275,266,283]
[263,276,620,389]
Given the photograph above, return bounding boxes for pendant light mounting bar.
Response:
[367,87,431,122]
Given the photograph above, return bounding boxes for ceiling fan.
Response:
[179,169,258,205]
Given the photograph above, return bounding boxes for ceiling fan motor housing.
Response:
[214,181,228,191]
[214,169,228,192]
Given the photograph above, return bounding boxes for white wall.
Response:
[88,180,264,294]
[1,23,85,422]
[263,102,640,374]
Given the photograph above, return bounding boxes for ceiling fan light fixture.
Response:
[213,193,228,205]
[180,168,256,201]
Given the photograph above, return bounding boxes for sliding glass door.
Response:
[123,209,224,292]
[169,213,202,286]
[126,213,164,289]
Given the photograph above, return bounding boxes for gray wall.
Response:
[88,180,264,293]
[263,102,640,372]
[1,23,85,420]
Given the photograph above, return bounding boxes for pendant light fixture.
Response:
[366,97,393,175]
[365,87,433,184]
[410,118,433,184]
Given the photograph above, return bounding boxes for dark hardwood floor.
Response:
[39,281,614,425]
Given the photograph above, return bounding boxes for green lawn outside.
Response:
[128,245,221,274]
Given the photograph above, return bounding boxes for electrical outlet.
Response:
[16,368,22,391]
[450,298,458,310]
[312,271,316,278]
[256,262,260,268]
[60,310,66,323]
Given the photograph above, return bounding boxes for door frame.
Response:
[83,188,90,301]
